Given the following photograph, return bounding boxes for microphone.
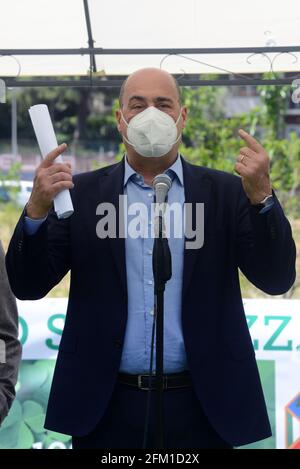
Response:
[152,174,172,238]
[152,174,172,205]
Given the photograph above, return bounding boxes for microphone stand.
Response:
[152,208,172,449]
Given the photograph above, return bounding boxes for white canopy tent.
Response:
[0,0,300,85]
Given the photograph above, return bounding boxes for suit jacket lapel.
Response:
[181,158,213,300]
[98,160,127,298]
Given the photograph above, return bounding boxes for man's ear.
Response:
[116,109,122,132]
[181,107,188,129]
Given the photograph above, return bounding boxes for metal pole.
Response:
[83,0,97,73]
[1,46,300,55]
[3,77,299,88]
[11,88,18,158]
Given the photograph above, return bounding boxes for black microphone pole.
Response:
[152,174,172,449]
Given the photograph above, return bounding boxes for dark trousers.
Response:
[72,381,232,449]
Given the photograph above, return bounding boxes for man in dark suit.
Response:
[6,68,296,449]
[0,240,21,425]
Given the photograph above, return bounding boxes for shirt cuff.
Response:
[24,215,47,235]
[259,199,275,214]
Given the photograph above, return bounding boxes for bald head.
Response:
[119,68,182,107]
[116,67,188,164]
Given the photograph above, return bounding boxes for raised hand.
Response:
[26,143,74,219]
[235,129,272,205]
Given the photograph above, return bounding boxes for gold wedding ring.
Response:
[240,154,245,163]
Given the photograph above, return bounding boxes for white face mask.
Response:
[121,106,182,158]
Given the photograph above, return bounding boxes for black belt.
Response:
[117,371,192,391]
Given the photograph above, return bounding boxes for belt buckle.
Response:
[137,374,168,390]
[138,374,150,391]
[164,376,168,390]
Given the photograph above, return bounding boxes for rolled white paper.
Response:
[28,104,74,219]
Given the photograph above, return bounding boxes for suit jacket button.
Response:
[114,339,122,349]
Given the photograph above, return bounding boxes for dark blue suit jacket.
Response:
[6,157,296,446]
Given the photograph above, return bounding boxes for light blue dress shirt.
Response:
[24,155,188,374]
[120,155,187,373]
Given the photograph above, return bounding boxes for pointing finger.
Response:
[40,143,67,168]
[238,129,263,153]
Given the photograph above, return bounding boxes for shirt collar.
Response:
[165,153,184,186]
[124,156,137,187]
[123,154,184,187]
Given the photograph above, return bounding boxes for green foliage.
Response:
[0,162,22,205]
[177,84,300,217]
[0,161,21,184]
[180,86,259,172]
[0,360,71,449]
[257,73,290,139]
[0,86,120,153]
[0,202,22,245]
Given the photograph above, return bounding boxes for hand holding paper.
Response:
[28,104,74,219]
